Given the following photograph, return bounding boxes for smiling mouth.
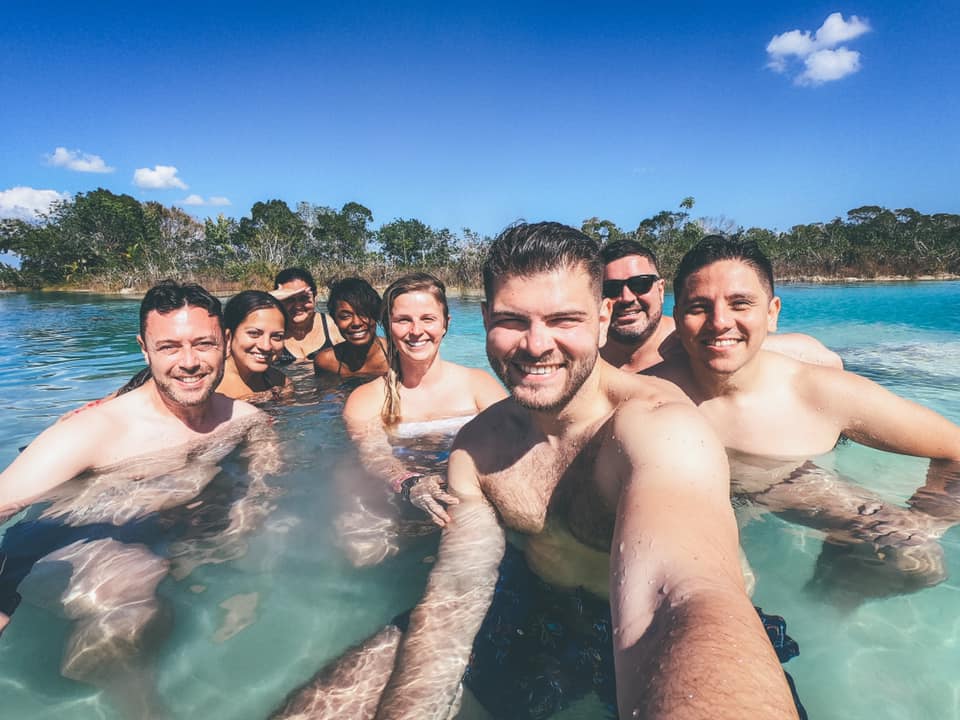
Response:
[175,374,207,386]
[404,339,428,348]
[705,338,742,348]
[515,363,562,376]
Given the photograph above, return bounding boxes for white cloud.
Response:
[798,48,862,86]
[47,146,115,173]
[766,13,870,85]
[133,165,188,190]
[815,12,870,46]
[0,186,71,221]
[179,194,231,207]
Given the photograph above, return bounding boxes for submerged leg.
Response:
[18,538,171,718]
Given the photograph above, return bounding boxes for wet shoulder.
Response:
[603,362,692,408]
[312,346,338,373]
[453,397,525,452]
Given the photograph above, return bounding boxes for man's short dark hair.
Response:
[327,277,382,321]
[139,280,223,338]
[482,222,603,302]
[673,235,775,301]
[600,239,659,271]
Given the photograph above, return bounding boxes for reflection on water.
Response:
[1,288,960,719]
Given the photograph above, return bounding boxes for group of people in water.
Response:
[1,222,959,719]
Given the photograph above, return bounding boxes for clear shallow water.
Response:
[0,283,959,719]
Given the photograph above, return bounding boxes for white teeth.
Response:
[708,339,739,347]
[518,364,559,375]
[178,376,203,384]
[405,340,427,347]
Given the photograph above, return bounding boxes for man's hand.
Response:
[407,475,459,527]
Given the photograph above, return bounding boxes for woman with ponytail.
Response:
[342,273,505,527]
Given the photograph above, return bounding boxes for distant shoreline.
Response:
[3,272,958,298]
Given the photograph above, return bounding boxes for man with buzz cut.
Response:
[600,238,842,373]
[649,235,960,604]
[272,223,802,720]
[0,280,277,716]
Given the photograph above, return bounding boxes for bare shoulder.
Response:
[462,365,507,408]
[642,355,693,388]
[313,346,338,373]
[218,393,261,420]
[453,397,521,452]
[343,376,387,422]
[765,331,843,369]
[610,398,728,490]
[603,362,692,408]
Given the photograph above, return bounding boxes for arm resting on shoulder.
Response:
[375,446,506,720]
[764,332,843,369]
[609,401,797,720]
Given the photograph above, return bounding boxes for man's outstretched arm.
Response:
[609,401,797,720]
[375,442,505,720]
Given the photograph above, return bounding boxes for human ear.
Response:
[767,296,782,332]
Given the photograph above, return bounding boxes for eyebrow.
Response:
[488,308,590,321]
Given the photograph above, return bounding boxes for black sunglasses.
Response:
[602,274,660,298]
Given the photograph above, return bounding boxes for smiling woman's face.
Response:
[229,307,286,373]
[278,279,315,325]
[333,300,375,345]
[389,291,447,364]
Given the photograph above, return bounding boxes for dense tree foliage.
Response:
[1,189,957,291]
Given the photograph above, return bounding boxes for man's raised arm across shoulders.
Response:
[606,399,797,719]
[374,418,507,720]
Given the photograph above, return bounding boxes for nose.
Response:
[178,345,201,370]
[521,320,554,358]
[617,284,637,303]
[256,335,273,351]
[706,305,733,331]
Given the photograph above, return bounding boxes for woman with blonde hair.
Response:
[343,272,505,526]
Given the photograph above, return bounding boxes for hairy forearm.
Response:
[375,500,505,719]
[615,583,797,720]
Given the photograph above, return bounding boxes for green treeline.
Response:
[1,189,958,292]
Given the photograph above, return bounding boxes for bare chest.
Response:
[481,440,614,551]
[700,393,841,458]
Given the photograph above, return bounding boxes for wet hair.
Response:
[223,290,288,334]
[673,235,775,301]
[139,279,223,339]
[274,267,317,295]
[600,239,659,271]
[380,273,449,425]
[482,222,603,302]
[327,277,382,321]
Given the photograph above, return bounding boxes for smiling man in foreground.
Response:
[273,223,800,720]
[0,281,275,714]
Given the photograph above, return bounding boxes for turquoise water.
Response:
[1,283,959,719]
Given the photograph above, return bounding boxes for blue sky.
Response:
[1,1,957,237]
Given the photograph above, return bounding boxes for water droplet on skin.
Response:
[618,542,625,553]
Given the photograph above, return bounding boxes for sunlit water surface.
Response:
[0,284,958,719]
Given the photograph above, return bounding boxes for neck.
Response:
[689,355,763,400]
[400,351,442,388]
[148,381,216,431]
[288,314,314,340]
[225,355,263,392]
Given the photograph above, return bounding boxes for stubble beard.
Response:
[486,346,598,413]
[608,303,663,347]
[151,362,225,408]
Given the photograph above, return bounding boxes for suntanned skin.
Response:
[314,299,390,378]
[273,265,797,720]
[271,281,344,360]
[0,304,277,715]
[648,259,960,599]
[600,253,843,373]
[343,289,506,528]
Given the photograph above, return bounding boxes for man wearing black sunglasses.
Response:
[600,241,678,372]
[599,240,842,373]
